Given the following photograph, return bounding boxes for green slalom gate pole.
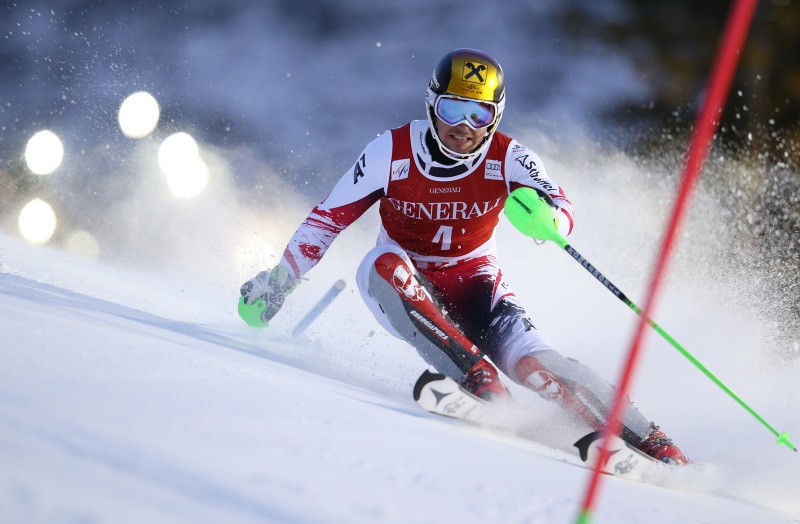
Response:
[505,186,797,452]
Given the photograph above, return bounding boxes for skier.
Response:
[239,48,690,464]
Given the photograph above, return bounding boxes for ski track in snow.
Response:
[1,233,799,524]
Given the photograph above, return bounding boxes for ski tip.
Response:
[574,431,603,463]
[412,369,447,401]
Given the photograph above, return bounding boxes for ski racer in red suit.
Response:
[240,49,689,464]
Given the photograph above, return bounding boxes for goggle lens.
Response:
[435,97,496,129]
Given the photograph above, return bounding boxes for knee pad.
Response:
[356,244,414,340]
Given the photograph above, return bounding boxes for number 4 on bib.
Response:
[432,225,453,250]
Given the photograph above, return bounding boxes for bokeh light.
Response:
[158,132,209,199]
[118,91,160,139]
[24,130,64,175]
[18,198,57,245]
[64,230,101,259]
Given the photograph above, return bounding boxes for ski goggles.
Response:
[434,95,497,129]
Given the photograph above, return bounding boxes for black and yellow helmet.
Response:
[425,49,506,161]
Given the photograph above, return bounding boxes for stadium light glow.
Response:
[158,132,209,199]
[25,130,64,175]
[119,91,160,139]
[18,198,57,245]
[64,230,101,259]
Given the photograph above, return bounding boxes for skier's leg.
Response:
[487,299,691,462]
[413,254,621,430]
[486,298,652,444]
[356,244,490,381]
[412,256,689,462]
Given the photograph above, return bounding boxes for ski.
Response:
[413,370,665,479]
[412,369,496,422]
[573,430,665,481]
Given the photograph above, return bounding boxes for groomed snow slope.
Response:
[1,223,798,524]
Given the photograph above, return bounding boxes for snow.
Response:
[1,219,799,524]
[2,2,799,522]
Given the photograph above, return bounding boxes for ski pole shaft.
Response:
[565,242,795,450]
[505,187,797,451]
[292,279,346,337]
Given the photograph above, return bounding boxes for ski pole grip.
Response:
[504,187,568,248]
[238,295,270,327]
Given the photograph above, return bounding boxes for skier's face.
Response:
[435,119,486,155]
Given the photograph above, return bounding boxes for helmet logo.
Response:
[462,61,487,84]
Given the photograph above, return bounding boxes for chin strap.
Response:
[416,152,470,178]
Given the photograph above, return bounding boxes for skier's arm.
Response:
[239,193,379,327]
[279,130,392,278]
[239,131,392,326]
[506,141,574,237]
[280,191,382,278]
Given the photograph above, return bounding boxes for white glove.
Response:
[239,264,299,324]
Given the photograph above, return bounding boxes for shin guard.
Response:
[513,351,651,445]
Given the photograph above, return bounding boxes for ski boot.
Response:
[460,358,511,402]
[637,422,691,465]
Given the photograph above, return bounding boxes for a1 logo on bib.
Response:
[391,159,410,181]
[484,160,502,180]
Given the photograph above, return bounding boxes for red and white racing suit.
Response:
[281,119,572,276]
[277,120,651,443]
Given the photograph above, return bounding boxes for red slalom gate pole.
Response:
[576,1,759,523]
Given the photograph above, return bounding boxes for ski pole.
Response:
[505,186,797,452]
[292,279,347,337]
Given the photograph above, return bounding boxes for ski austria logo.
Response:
[391,159,410,181]
[484,160,502,180]
[391,264,426,302]
[526,370,564,401]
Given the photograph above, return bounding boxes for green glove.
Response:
[238,264,299,327]
[505,187,568,248]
